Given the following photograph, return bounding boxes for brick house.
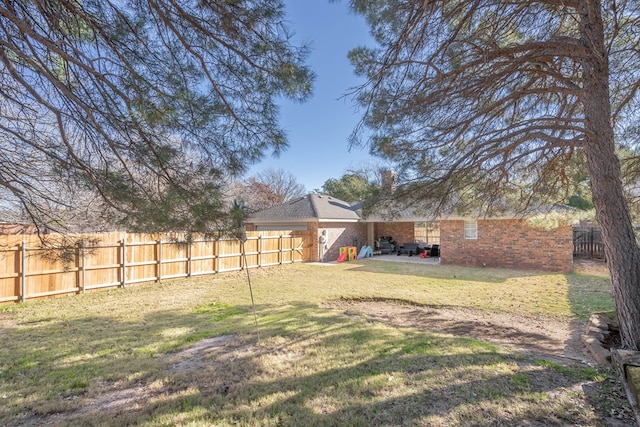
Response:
[247,194,575,272]
[362,211,574,272]
[245,194,365,262]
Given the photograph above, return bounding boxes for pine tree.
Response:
[349,0,640,350]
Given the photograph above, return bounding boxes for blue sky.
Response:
[247,0,382,192]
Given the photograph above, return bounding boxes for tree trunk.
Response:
[581,0,640,350]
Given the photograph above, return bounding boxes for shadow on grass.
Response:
[320,259,612,314]
[565,272,614,320]
[0,301,625,426]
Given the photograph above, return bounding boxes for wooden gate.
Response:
[573,226,604,259]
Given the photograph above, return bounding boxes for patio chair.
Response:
[379,241,395,254]
[397,243,419,256]
[428,244,440,257]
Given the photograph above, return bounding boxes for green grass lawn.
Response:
[0,260,628,426]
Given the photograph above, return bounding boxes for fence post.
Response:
[187,239,192,278]
[291,235,295,263]
[214,239,219,273]
[121,239,126,288]
[81,240,86,294]
[257,235,262,268]
[279,235,283,265]
[157,239,162,282]
[20,239,26,303]
[76,242,82,294]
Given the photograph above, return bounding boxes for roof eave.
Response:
[246,218,315,224]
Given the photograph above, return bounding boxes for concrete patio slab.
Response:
[310,254,440,265]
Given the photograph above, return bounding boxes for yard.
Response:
[0,260,636,426]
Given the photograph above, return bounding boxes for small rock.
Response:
[587,314,611,333]
[585,328,605,342]
[582,334,611,365]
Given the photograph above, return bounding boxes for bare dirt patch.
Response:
[323,298,591,362]
[323,298,637,426]
[30,335,255,427]
[165,335,254,373]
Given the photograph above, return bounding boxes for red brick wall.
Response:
[374,222,415,246]
[440,219,573,272]
[318,222,367,262]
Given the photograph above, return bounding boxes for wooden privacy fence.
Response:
[0,230,311,304]
[573,226,605,259]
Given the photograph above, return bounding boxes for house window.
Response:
[464,221,477,239]
[414,221,440,244]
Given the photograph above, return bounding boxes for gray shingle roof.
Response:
[361,201,582,222]
[249,194,581,225]
[248,194,360,223]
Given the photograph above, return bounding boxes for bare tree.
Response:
[230,168,306,213]
[238,180,283,213]
[349,0,640,350]
[0,0,313,234]
[254,168,307,203]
